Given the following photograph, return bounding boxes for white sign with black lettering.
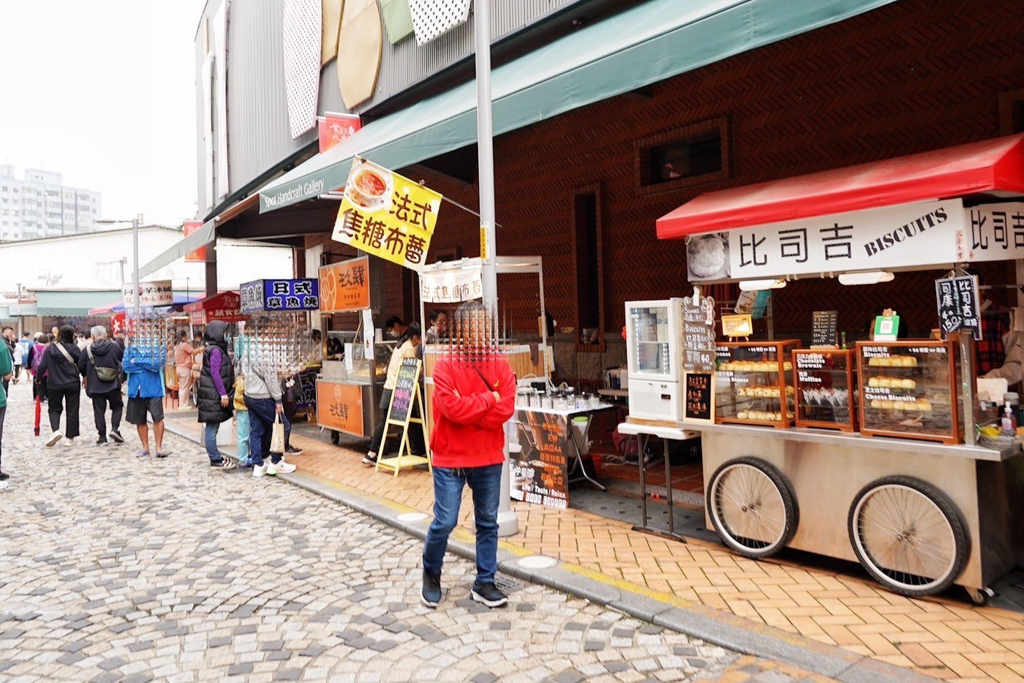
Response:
[957,202,1024,262]
[724,199,965,281]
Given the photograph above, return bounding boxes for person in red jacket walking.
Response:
[422,301,516,609]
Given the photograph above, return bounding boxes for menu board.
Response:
[812,310,838,347]
[388,358,421,425]
[935,275,982,341]
[682,290,716,373]
[509,409,569,509]
[683,372,715,424]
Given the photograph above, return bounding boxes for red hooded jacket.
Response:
[430,354,516,468]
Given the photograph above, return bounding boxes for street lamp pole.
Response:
[475,0,518,537]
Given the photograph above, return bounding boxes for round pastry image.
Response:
[686,233,729,279]
[344,162,393,212]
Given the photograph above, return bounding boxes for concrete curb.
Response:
[162,421,932,682]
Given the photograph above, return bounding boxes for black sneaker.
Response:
[285,445,303,456]
[95,437,108,446]
[109,431,124,444]
[421,570,441,608]
[0,472,9,482]
[471,582,508,608]
[362,453,377,466]
[210,459,237,471]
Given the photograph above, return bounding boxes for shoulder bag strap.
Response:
[54,342,76,366]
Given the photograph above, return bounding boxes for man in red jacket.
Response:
[422,301,516,608]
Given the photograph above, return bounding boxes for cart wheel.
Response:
[848,476,969,598]
[965,587,993,606]
[706,457,798,559]
[330,430,340,445]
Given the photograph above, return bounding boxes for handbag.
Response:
[270,412,286,454]
[87,345,122,383]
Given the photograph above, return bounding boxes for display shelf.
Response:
[715,340,801,428]
[793,349,857,432]
[856,340,961,445]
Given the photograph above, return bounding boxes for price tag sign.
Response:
[935,275,982,341]
[683,371,715,424]
[811,310,838,347]
[682,290,716,373]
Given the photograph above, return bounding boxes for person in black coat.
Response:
[78,325,125,446]
[197,321,236,470]
[37,325,83,447]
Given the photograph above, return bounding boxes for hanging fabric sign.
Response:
[419,268,483,303]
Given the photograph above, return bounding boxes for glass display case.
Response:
[715,340,801,428]
[626,299,683,383]
[793,349,856,432]
[856,340,961,445]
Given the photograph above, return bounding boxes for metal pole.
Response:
[475,0,517,537]
[132,218,140,319]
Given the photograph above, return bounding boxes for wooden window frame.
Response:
[999,87,1024,135]
[634,117,731,196]
[573,182,606,352]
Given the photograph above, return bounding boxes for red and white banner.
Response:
[318,113,361,153]
[184,221,207,262]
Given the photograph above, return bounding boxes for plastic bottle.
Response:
[1001,401,1017,436]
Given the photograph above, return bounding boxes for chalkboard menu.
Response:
[682,290,716,373]
[811,310,838,347]
[935,275,982,341]
[388,358,421,425]
[683,371,715,424]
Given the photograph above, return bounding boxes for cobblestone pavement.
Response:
[0,384,747,682]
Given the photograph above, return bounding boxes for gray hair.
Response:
[91,325,107,340]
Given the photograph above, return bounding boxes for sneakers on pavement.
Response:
[109,430,124,444]
[285,445,303,456]
[0,472,9,481]
[46,431,62,447]
[471,582,508,608]
[210,459,237,471]
[95,437,108,446]
[266,460,296,475]
[252,463,268,478]
[362,453,377,466]
[422,570,442,608]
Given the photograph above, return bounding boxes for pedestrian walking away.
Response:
[0,337,12,488]
[77,325,125,447]
[36,325,83,448]
[242,355,294,478]
[174,331,199,408]
[422,301,516,609]
[11,334,23,385]
[196,321,236,471]
[123,335,169,458]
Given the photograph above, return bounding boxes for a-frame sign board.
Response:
[375,358,432,477]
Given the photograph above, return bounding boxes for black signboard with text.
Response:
[812,310,839,347]
[682,290,716,373]
[387,358,421,425]
[683,372,715,424]
[935,275,982,341]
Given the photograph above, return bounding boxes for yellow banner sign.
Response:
[331,156,442,270]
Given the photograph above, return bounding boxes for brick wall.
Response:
[411,0,1024,345]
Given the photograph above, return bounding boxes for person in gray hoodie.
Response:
[242,358,295,479]
[78,325,125,446]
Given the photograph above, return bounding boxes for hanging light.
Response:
[738,278,787,292]
[838,271,895,286]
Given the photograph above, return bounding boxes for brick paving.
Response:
[0,384,758,682]
[248,419,1024,682]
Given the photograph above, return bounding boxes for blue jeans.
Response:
[203,422,222,463]
[235,412,250,466]
[423,463,502,585]
[244,396,289,466]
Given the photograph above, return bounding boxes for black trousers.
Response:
[91,389,123,439]
[47,385,80,438]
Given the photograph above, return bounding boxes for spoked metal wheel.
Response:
[707,457,797,559]
[848,476,969,597]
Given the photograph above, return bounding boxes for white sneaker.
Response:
[266,460,296,475]
[46,431,63,447]
[253,464,268,478]
[64,438,76,449]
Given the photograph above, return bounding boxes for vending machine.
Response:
[625,299,684,422]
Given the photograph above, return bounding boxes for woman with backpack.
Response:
[197,321,236,470]
[36,325,83,447]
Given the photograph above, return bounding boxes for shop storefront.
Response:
[640,134,1024,602]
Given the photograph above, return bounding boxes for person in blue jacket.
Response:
[122,339,170,458]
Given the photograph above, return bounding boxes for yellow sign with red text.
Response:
[331,156,442,270]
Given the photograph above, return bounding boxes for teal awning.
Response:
[35,291,122,317]
[259,0,894,213]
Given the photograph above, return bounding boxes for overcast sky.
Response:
[0,0,206,227]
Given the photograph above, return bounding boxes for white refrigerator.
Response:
[625,298,684,422]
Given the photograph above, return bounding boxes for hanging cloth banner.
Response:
[331,156,443,270]
[419,267,483,303]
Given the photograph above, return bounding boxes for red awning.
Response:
[657,133,1024,239]
[184,291,245,324]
